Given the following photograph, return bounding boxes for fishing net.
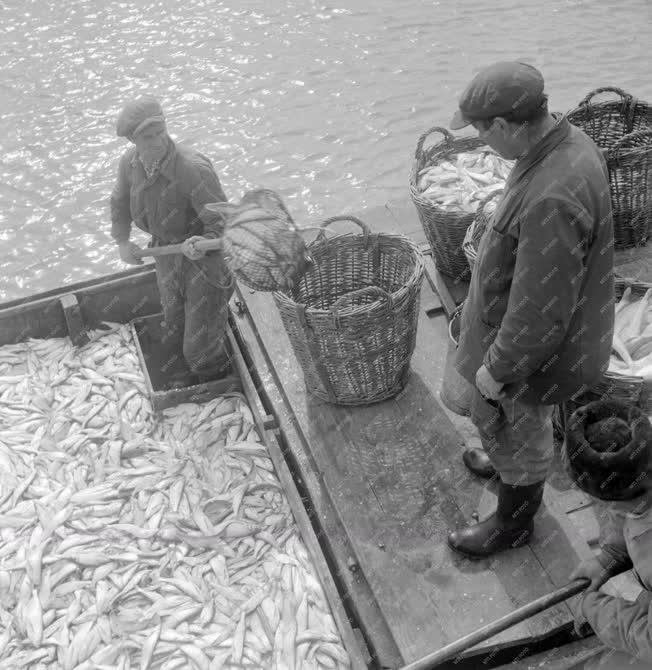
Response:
[204,189,312,292]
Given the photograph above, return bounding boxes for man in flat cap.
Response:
[447,62,615,558]
[563,401,652,669]
[110,96,234,386]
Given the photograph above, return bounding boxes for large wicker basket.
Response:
[566,87,652,248]
[273,216,425,406]
[410,126,488,281]
[462,189,504,274]
[554,276,652,439]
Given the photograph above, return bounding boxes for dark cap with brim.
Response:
[450,61,545,130]
[116,96,166,139]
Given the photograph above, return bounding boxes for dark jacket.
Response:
[110,140,227,245]
[455,115,615,405]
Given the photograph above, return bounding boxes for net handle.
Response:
[315,215,371,243]
[414,126,455,161]
[331,286,393,316]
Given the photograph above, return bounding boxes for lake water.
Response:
[2,0,651,300]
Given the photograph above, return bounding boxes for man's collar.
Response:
[129,139,177,178]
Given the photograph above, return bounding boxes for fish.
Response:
[0,329,349,669]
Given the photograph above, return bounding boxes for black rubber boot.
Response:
[462,447,497,479]
[447,481,545,559]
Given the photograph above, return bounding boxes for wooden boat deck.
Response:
[233,198,652,668]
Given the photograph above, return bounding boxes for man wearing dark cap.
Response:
[563,400,652,669]
[110,96,234,385]
[446,62,615,558]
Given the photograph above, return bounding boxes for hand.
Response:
[475,364,504,401]
[573,595,594,638]
[181,236,206,260]
[570,554,619,593]
[118,241,144,265]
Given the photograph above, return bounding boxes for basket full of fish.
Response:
[558,277,652,430]
[566,87,652,248]
[273,215,425,406]
[409,126,513,280]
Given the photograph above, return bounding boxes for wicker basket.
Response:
[462,190,504,273]
[566,87,652,248]
[607,129,652,247]
[410,126,488,281]
[273,216,425,406]
[554,276,652,438]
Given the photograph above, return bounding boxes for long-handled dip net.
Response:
[136,189,313,292]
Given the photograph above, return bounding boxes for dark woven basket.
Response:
[273,216,425,406]
[566,87,652,248]
[410,126,488,282]
[462,189,504,273]
[554,276,652,438]
[607,129,652,247]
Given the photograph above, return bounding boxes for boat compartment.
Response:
[130,312,242,411]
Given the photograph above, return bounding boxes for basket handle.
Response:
[578,86,634,107]
[315,215,371,243]
[331,286,393,315]
[414,126,455,161]
[608,128,652,155]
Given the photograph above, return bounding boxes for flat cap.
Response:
[116,96,166,138]
[450,61,545,130]
[563,400,652,501]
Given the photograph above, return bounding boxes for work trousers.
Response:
[469,387,554,485]
[154,253,234,378]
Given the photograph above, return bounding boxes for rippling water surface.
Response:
[1,0,651,300]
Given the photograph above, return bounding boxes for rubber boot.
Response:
[462,447,497,479]
[447,481,545,559]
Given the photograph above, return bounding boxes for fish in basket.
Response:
[273,216,425,406]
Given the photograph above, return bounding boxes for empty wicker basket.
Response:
[566,87,652,248]
[273,216,425,406]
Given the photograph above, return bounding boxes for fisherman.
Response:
[110,96,234,386]
[564,400,652,669]
[446,61,615,558]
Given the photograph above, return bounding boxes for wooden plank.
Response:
[0,263,154,310]
[231,290,404,668]
[422,252,458,320]
[0,267,160,345]
[59,294,89,347]
[236,281,577,663]
[129,313,241,411]
[226,311,370,670]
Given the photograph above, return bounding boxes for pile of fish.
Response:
[609,287,652,380]
[417,149,513,213]
[0,325,350,669]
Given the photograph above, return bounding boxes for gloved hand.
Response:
[118,241,144,265]
[570,553,622,593]
[181,236,207,260]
